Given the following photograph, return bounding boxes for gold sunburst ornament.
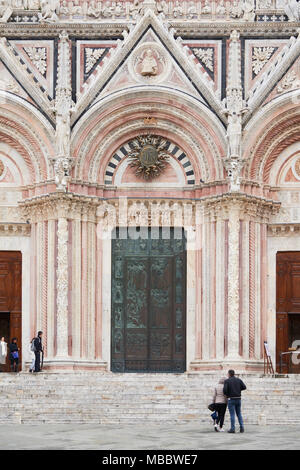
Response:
[128,135,170,180]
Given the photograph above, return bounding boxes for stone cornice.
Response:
[0,21,298,38]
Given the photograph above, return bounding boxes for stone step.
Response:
[0,372,299,425]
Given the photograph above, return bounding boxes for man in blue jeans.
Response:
[223,369,247,433]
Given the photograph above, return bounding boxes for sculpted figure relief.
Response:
[242,0,255,21]
[216,0,226,16]
[140,49,158,76]
[202,0,212,14]
[157,0,168,16]
[38,0,59,22]
[87,0,101,17]
[173,1,183,17]
[187,1,197,19]
[230,0,243,18]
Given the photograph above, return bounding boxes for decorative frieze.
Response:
[2,0,291,24]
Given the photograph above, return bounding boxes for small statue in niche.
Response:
[187,1,197,19]
[173,0,183,17]
[38,0,59,22]
[230,0,243,18]
[216,0,226,16]
[140,49,158,77]
[202,0,212,14]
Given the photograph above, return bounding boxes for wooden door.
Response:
[276,252,300,373]
[111,228,186,373]
[0,252,22,371]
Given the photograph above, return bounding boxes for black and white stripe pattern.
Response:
[105,140,195,185]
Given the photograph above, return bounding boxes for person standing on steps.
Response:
[212,377,228,432]
[28,338,36,373]
[33,331,43,373]
[0,336,7,372]
[223,369,247,433]
[8,337,20,373]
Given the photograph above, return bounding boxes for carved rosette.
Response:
[56,216,69,357]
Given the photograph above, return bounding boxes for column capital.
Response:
[19,192,99,223]
[202,192,280,223]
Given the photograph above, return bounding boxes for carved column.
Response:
[226,202,241,360]
[56,215,69,358]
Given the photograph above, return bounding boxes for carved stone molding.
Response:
[268,223,300,236]
[0,222,30,236]
[202,192,281,223]
[97,198,196,229]
[19,192,99,223]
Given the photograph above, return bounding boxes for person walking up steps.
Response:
[212,377,228,432]
[223,370,246,433]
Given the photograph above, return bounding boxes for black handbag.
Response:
[208,403,216,412]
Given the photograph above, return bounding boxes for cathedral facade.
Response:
[0,0,300,374]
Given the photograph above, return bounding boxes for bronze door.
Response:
[111,228,186,372]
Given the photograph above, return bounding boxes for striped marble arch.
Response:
[105,138,196,186]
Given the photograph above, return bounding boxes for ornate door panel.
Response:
[0,252,22,371]
[111,229,186,373]
[276,252,300,373]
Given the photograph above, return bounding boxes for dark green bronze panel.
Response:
[111,227,186,373]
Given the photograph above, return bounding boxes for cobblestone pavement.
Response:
[0,424,299,450]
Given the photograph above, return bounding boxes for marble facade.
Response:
[0,0,300,373]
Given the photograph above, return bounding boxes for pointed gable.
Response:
[73,9,224,125]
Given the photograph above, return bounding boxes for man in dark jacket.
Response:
[223,370,246,433]
[33,331,43,373]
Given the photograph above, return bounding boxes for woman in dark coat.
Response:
[9,337,20,373]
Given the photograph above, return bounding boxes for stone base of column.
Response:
[189,359,265,373]
[25,358,108,372]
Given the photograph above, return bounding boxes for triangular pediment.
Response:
[73,9,224,125]
[92,28,207,105]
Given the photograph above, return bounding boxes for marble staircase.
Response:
[0,372,299,425]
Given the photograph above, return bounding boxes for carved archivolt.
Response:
[243,98,300,184]
[72,93,226,184]
[0,94,55,182]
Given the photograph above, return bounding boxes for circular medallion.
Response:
[129,42,171,85]
[0,160,4,178]
[139,145,158,167]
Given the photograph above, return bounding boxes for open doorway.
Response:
[0,251,22,372]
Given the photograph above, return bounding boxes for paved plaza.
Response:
[0,424,299,450]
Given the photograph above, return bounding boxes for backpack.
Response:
[31,339,36,352]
